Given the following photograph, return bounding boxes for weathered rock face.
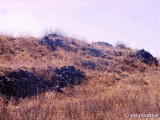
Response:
[136,49,158,66]
[81,61,96,70]
[0,67,86,101]
[52,66,85,88]
[41,37,79,52]
[0,70,45,102]
[41,35,106,58]
[41,37,64,51]
[81,47,102,57]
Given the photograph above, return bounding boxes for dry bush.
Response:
[115,41,130,49]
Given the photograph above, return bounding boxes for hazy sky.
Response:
[0,0,159,56]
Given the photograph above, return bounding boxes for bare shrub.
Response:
[115,41,130,49]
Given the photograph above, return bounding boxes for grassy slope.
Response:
[0,35,159,120]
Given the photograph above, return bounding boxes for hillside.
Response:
[0,34,159,120]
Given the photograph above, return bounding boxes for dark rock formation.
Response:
[81,47,102,57]
[52,66,85,88]
[81,61,96,70]
[0,67,85,103]
[41,38,64,51]
[136,49,158,66]
[0,70,45,103]
[41,35,105,57]
[41,37,78,52]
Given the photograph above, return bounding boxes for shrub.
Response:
[42,29,66,39]
[115,41,129,49]
[93,41,113,47]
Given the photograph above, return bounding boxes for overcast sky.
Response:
[0,0,159,56]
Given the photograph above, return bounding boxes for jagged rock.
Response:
[81,61,96,70]
[93,41,113,47]
[41,37,77,52]
[136,49,158,66]
[41,35,104,56]
[81,47,102,57]
[52,66,85,88]
[41,37,64,51]
[0,70,45,103]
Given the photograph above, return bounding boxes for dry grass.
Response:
[0,35,159,120]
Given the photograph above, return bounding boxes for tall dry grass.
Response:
[0,35,159,120]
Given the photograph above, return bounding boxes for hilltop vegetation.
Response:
[0,34,159,120]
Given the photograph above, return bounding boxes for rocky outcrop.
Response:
[52,66,85,88]
[136,49,158,66]
[0,66,86,102]
[81,47,102,57]
[41,36,78,52]
[0,70,46,103]
[81,61,96,70]
[41,38,64,51]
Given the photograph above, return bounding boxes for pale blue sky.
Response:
[0,0,159,56]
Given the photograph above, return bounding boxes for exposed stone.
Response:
[81,61,96,70]
[136,49,158,66]
[41,38,64,51]
[52,66,85,88]
[0,69,46,103]
[41,37,77,52]
[81,47,102,57]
